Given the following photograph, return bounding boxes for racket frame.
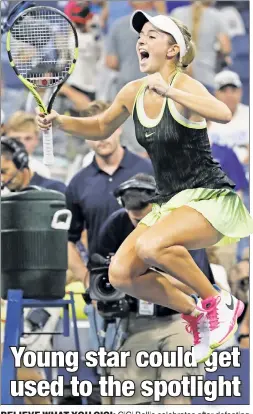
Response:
[6,5,78,165]
[6,5,79,115]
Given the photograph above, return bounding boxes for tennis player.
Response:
[37,11,253,362]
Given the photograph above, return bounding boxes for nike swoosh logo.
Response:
[145,132,155,137]
[226,295,235,310]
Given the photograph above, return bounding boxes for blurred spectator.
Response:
[5,111,51,178]
[88,0,105,15]
[205,245,239,350]
[166,1,190,13]
[211,142,248,196]
[130,1,167,13]
[206,246,231,292]
[207,121,248,197]
[208,70,249,168]
[209,70,250,262]
[100,1,132,31]
[207,240,237,277]
[228,259,249,312]
[217,2,246,38]
[101,1,167,32]
[238,303,249,349]
[105,2,155,91]
[0,75,24,120]
[65,1,102,102]
[12,85,87,170]
[66,100,153,285]
[98,173,155,256]
[230,32,249,105]
[171,0,231,93]
[105,1,167,92]
[1,137,66,193]
[228,259,249,347]
[20,83,90,116]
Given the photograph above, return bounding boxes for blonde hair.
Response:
[80,100,111,117]
[191,0,215,46]
[169,17,196,70]
[5,111,39,134]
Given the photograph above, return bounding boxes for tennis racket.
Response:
[6,5,78,165]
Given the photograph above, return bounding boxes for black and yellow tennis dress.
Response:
[132,72,253,246]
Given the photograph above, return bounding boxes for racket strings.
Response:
[10,8,76,87]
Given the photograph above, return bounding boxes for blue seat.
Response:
[241,10,249,32]
[231,58,249,82]
[166,1,190,12]
[242,82,249,105]
[232,35,249,58]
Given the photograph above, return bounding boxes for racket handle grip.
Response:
[43,126,54,166]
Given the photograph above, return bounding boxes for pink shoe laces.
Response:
[182,313,204,345]
[202,295,221,331]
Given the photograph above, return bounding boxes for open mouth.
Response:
[140,50,150,63]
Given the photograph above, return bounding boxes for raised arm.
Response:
[36,82,138,141]
[167,75,232,123]
[147,73,232,124]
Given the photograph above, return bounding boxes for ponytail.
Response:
[170,17,196,71]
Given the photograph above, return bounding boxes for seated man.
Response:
[1,137,66,193]
[95,174,214,405]
[1,137,66,405]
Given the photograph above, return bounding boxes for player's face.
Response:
[136,22,178,74]
[87,128,122,158]
[215,86,242,115]
[1,156,24,191]
[127,204,152,227]
[7,128,39,155]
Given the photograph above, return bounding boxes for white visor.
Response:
[131,10,187,61]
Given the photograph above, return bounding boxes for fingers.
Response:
[36,114,52,131]
[36,108,57,131]
[35,107,47,130]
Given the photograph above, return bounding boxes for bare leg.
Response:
[109,225,197,314]
[135,206,222,299]
[131,268,195,313]
[110,206,221,308]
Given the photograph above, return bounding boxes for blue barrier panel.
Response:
[192,348,249,405]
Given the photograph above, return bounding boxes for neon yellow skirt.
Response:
[139,188,253,246]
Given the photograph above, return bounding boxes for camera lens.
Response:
[97,274,115,296]
[90,268,125,302]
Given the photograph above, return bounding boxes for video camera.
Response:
[84,253,180,322]
[83,253,130,320]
